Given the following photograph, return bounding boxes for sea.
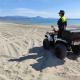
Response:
[8,19,80,27]
[0,17,80,27]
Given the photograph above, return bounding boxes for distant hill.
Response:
[0,16,79,25]
[0,16,55,21]
[0,16,57,25]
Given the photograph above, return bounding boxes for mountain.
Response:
[0,16,80,25]
[0,16,56,22]
[0,16,57,25]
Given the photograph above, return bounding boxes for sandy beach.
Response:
[0,22,80,80]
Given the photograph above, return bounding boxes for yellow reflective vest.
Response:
[57,16,67,30]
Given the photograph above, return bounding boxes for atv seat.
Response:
[62,30,80,42]
[71,32,80,41]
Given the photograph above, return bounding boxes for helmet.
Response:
[59,10,65,14]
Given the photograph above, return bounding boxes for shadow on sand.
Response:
[8,46,80,71]
[8,46,65,71]
[67,52,80,60]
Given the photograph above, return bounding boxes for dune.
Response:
[0,22,80,80]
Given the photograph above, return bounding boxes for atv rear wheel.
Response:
[55,43,67,60]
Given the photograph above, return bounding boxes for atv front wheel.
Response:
[43,39,50,49]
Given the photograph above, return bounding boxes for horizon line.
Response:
[0,16,80,19]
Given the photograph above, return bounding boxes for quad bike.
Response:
[43,27,80,59]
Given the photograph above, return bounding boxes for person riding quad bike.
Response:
[57,10,67,37]
[43,10,80,60]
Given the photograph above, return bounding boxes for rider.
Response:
[57,10,67,37]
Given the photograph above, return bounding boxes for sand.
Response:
[0,22,80,80]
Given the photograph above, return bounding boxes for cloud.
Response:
[15,8,54,18]
[0,9,17,16]
[0,8,79,18]
[0,8,55,18]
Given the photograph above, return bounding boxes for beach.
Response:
[0,22,80,80]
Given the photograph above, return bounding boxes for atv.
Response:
[43,27,80,59]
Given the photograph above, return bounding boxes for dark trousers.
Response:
[58,29,64,38]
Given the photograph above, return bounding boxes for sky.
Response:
[0,0,80,18]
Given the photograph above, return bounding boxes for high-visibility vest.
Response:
[61,16,67,23]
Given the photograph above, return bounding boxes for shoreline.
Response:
[0,20,80,28]
[0,21,80,31]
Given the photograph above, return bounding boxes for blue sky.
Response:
[0,0,80,18]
